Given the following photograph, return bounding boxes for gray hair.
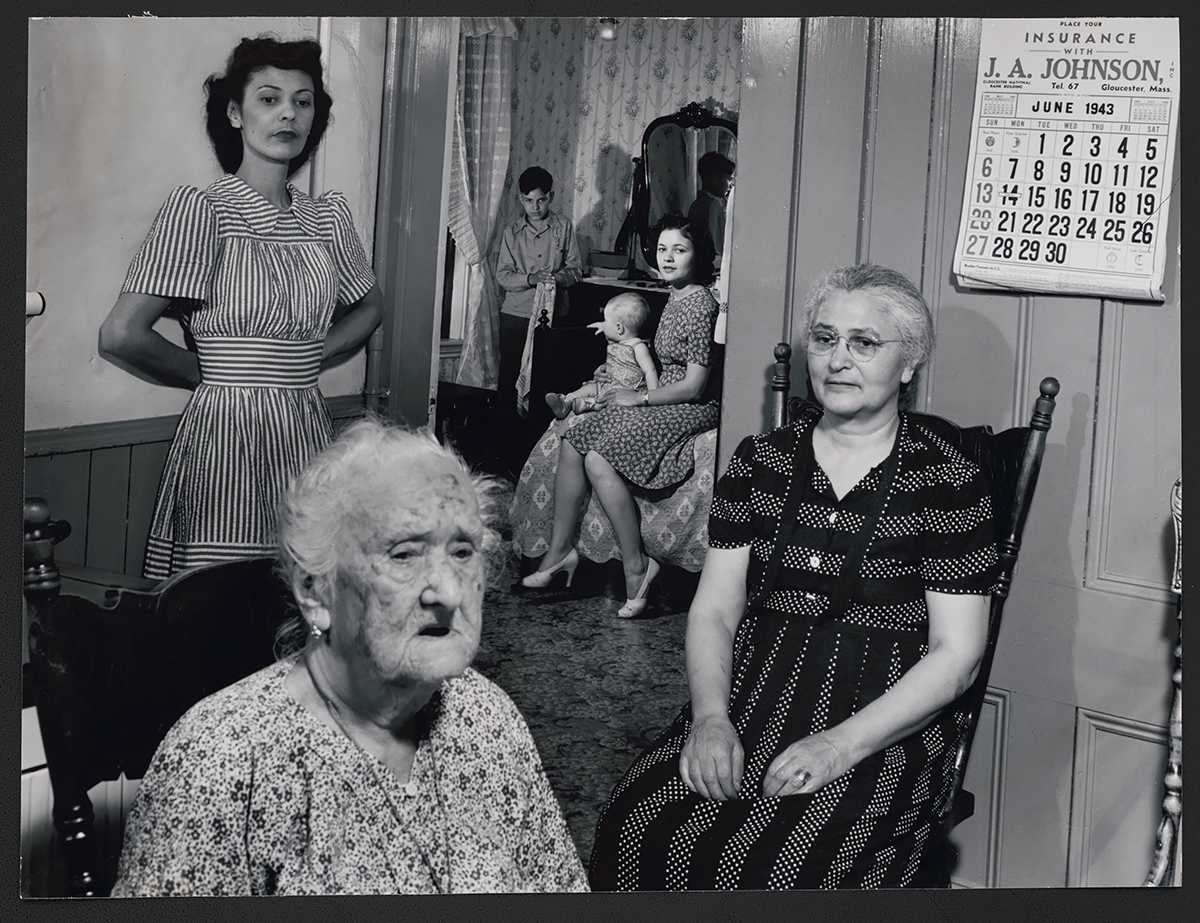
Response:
[273,416,503,656]
[799,263,934,408]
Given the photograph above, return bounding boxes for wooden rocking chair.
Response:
[22,498,297,896]
[769,343,1060,887]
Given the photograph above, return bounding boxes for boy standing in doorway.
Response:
[494,167,583,475]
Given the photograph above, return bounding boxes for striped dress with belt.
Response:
[122,173,376,580]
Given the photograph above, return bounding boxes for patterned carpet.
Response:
[471,491,698,870]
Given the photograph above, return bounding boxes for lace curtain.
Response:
[449,17,517,390]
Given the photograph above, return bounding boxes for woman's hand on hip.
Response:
[762,733,851,797]
[680,714,744,800]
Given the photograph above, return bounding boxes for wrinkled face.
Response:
[519,187,552,222]
[807,290,914,423]
[227,66,315,171]
[328,457,486,687]
[656,228,696,286]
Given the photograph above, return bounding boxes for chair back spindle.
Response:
[770,342,792,432]
[1145,476,1182,886]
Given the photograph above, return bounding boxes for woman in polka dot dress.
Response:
[589,264,999,889]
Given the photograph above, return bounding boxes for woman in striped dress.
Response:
[588,265,999,889]
[100,36,382,580]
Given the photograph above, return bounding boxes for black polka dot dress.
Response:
[588,411,999,890]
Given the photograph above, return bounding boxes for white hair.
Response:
[274,415,502,655]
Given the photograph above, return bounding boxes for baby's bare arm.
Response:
[634,342,660,390]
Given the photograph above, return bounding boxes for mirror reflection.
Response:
[631,103,738,273]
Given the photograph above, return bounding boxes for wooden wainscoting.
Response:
[23,396,366,577]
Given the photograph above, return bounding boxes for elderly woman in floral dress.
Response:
[113,419,587,895]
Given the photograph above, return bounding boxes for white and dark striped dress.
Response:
[589,411,999,889]
[124,174,375,580]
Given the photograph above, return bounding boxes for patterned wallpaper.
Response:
[497,17,743,262]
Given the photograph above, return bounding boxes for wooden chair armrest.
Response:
[58,561,158,604]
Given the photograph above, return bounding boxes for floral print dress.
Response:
[561,286,721,489]
[112,658,588,895]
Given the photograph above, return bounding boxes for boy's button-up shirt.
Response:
[495,212,582,319]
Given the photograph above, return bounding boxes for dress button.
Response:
[809,554,821,569]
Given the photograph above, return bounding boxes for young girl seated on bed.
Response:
[545,293,659,419]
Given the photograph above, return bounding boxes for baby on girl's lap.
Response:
[545,293,659,419]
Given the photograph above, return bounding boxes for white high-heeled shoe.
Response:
[521,548,580,589]
[617,557,661,618]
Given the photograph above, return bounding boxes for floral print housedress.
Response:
[560,286,721,489]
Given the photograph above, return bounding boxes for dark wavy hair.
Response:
[651,212,717,287]
[204,36,333,177]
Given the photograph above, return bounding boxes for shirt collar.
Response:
[215,173,319,236]
[513,211,557,237]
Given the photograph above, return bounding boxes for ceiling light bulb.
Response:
[598,18,619,41]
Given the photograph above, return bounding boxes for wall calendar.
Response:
[953,18,1178,301]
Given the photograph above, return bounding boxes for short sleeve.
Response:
[678,291,719,367]
[707,433,759,549]
[919,462,1000,595]
[321,190,376,305]
[122,186,218,300]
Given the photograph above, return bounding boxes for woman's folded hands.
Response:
[681,718,854,800]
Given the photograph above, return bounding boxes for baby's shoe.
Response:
[545,393,571,420]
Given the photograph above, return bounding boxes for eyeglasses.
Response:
[806,331,901,363]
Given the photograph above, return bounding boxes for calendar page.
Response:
[953,18,1178,301]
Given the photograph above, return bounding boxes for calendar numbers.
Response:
[1130,221,1154,244]
[955,21,1175,298]
[965,234,989,256]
